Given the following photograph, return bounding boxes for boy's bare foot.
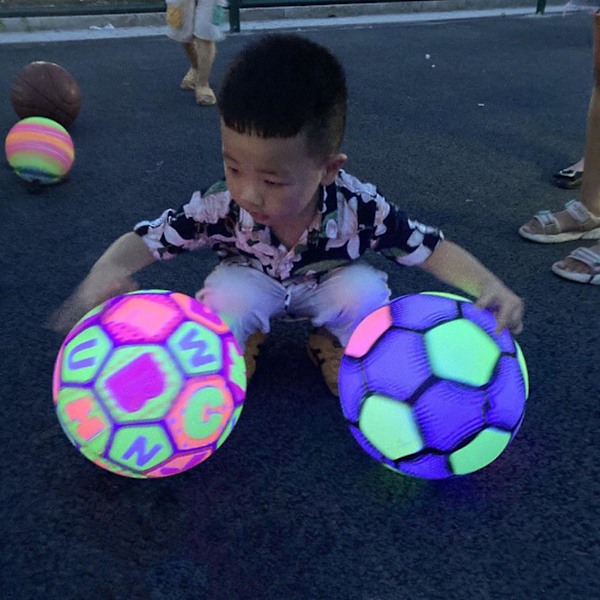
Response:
[518,200,600,243]
[551,242,600,284]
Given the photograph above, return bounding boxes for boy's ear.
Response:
[320,153,348,186]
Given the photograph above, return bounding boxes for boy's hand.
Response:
[47,232,154,336]
[475,280,524,336]
[48,275,139,337]
[419,241,524,336]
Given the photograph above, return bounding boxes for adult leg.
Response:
[553,12,600,280]
[579,12,600,218]
[519,12,600,241]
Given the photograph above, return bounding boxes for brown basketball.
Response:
[10,61,81,129]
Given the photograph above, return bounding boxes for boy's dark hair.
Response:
[218,34,347,160]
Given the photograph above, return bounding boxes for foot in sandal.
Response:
[180,68,197,90]
[551,242,600,285]
[195,85,216,106]
[553,157,584,189]
[518,199,600,243]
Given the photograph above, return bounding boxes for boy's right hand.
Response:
[48,275,139,337]
[48,231,155,336]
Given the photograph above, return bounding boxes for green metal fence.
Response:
[0,1,165,18]
[227,0,405,31]
[0,1,551,32]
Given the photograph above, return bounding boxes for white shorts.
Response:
[195,261,391,349]
[165,0,226,43]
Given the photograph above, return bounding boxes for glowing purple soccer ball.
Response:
[339,292,529,479]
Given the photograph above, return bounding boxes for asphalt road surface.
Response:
[0,11,598,600]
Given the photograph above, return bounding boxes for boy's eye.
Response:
[265,180,283,187]
[226,165,239,174]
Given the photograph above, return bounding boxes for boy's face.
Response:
[221,123,346,231]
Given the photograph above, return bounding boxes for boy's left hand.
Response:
[475,280,524,336]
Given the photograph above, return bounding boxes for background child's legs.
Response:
[168,0,220,102]
[194,39,216,88]
[196,263,288,349]
[289,263,391,346]
[180,41,199,89]
[180,38,215,100]
[181,40,199,71]
[191,0,223,104]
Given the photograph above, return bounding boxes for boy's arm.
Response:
[50,232,156,335]
[418,240,524,335]
[87,231,156,282]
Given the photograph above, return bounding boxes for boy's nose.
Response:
[239,184,264,208]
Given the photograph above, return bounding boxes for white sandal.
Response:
[551,246,600,285]
[195,85,216,106]
[518,199,600,243]
[180,68,197,91]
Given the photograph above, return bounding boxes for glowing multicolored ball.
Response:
[52,290,246,478]
[339,292,529,479]
[5,116,75,184]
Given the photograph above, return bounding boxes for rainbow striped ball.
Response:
[5,116,74,184]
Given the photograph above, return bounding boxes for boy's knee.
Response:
[316,264,390,346]
[199,265,262,313]
[196,264,286,331]
[319,265,390,333]
[328,264,389,305]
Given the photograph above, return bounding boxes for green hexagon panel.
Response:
[515,340,529,399]
[359,394,424,460]
[96,346,182,423]
[424,319,500,387]
[56,387,111,453]
[109,424,174,472]
[226,339,247,392]
[217,405,244,449]
[61,326,113,385]
[449,427,512,475]
[422,291,470,302]
[168,321,223,376]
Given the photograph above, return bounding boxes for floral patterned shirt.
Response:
[134,169,444,282]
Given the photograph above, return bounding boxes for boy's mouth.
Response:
[251,212,269,223]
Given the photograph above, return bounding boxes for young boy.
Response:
[51,34,524,396]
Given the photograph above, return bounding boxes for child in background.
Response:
[165,0,226,105]
[51,34,524,396]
